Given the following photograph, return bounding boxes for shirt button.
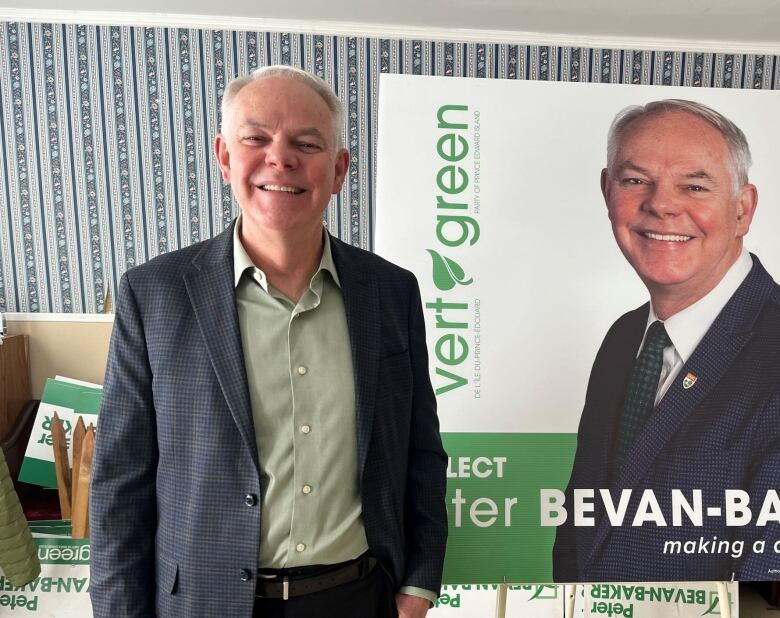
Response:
[301,424,311,434]
[302,484,312,495]
[296,543,306,553]
[244,494,257,507]
[240,568,252,582]
[297,366,307,376]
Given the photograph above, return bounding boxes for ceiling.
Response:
[2,0,780,53]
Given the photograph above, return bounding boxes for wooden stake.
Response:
[51,412,72,519]
[494,582,507,618]
[71,424,95,538]
[71,416,86,515]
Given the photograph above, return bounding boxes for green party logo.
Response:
[527,585,559,601]
[703,590,732,615]
[426,103,476,397]
[427,249,473,291]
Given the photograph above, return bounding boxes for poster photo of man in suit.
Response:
[89,65,447,618]
[553,99,780,583]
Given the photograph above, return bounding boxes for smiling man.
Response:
[90,66,447,618]
[553,99,780,582]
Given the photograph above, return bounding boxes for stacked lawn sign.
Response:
[0,377,100,615]
[0,521,91,615]
[427,583,738,616]
[18,378,100,490]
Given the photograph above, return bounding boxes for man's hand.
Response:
[395,593,431,618]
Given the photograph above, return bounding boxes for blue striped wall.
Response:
[1,22,778,312]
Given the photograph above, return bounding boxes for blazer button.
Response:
[240,569,252,582]
[244,494,257,507]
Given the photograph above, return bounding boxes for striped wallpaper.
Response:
[1,22,778,312]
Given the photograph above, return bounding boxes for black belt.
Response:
[255,554,375,600]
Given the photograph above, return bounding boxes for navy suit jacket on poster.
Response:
[553,255,780,582]
[89,222,448,618]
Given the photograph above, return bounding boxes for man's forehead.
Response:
[236,76,329,110]
[614,111,730,163]
[619,110,723,145]
[229,79,333,132]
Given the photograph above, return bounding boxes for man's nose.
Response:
[265,141,298,169]
[642,182,681,217]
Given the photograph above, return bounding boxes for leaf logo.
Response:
[427,249,474,291]
[528,585,559,601]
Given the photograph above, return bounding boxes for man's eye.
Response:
[299,142,322,151]
[622,177,645,185]
[687,185,707,192]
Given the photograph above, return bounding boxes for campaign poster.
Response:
[375,74,780,583]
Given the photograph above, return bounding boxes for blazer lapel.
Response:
[183,224,258,472]
[578,306,647,567]
[330,236,380,479]
[591,307,648,490]
[614,257,773,491]
[588,324,754,568]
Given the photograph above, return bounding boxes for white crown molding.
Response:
[1,8,779,56]
[6,312,114,322]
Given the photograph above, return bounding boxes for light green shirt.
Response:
[233,219,436,604]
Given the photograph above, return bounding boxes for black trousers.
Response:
[253,563,398,618]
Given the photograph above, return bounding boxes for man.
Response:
[90,66,447,617]
[553,99,780,582]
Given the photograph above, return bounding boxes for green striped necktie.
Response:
[614,320,671,473]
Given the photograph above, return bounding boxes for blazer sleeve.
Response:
[401,276,449,594]
[90,272,159,618]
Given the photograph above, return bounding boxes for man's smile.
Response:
[258,184,305,194]
[641,231,693,242]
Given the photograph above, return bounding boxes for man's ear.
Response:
[600,168,611,207]
[214,134,231,183]
[331,148,350,194]
[736,183,758,238]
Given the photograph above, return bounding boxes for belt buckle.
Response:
[282,576,289,601]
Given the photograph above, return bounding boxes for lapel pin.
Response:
[682,372,698,389]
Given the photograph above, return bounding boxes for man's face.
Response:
[214,76,348,237]
[602,110,757,307]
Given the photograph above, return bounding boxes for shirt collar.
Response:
[233,214,341,291]
[647,247,753,362]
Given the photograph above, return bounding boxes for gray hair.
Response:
[220,65,346,151]
[606,99,752,194]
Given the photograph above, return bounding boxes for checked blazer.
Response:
[89,222,448,618]
[553,255,780,582]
